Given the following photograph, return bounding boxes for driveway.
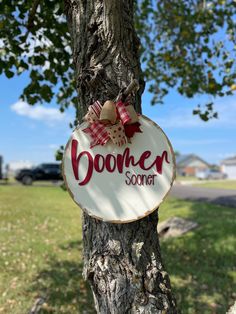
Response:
[170,184,236,207]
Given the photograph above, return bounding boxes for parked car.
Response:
[15,163,62,185]
[196,169,227,180]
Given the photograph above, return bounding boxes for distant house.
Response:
[176,154,209,176]
[0,155,2,179]
[221,156,236,179]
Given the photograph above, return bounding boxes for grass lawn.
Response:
[194,180,236,190]
[0,185,235,313]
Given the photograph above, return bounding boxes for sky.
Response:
[0,71,236,168]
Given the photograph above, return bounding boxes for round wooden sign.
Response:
[62,115,175,223]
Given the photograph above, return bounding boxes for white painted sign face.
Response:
[62,115,175,223]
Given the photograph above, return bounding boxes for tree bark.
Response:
[65,1,177,313]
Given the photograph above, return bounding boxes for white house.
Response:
[221,156,236,179]
[176,154,209,177]
[0,155,3,179]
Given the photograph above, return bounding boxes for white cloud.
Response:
[155,96,236,129]
[11,100,69,125]
[8,160,34,171]
[217,152,236,159]
[174,138,231,146]
[48,144,59,150]
[29,144,59,151]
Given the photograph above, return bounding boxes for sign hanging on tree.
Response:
[63,99,175,223]
[63,80,175,223]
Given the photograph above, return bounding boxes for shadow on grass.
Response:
[28,242,95,313]
[59,240,83,251]
[27,200,235,313]
[160,199,236,313]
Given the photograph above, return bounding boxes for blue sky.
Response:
[0,71,236,167]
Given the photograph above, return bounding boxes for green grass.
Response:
[0,185,94,314]
[160,198,236,313]
[194,180,236,190]
[0,185,235,313]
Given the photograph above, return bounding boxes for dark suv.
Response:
[15,163,62,185]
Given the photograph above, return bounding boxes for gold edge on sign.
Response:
[62,115,176,224]
[141,114,176,183]
[62,132,84,208]
[62,129,107,219]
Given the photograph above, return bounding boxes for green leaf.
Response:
[5,70,14,78]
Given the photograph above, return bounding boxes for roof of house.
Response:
[221,156,236,166]
[176,154,209,167]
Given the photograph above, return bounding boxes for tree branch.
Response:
[27,0,41,30]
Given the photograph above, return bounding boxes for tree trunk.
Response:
[65,1,178,313]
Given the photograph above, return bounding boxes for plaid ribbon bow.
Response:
[83,100,131,148]
[116,100,131,125]
[83,121,110,148]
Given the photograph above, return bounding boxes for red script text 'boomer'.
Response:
[71,139,170,186]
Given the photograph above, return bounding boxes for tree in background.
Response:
[174,151,181,158]
[1,1,235,121]
[0,0,236,312]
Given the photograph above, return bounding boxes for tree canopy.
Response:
[0,0,235,122]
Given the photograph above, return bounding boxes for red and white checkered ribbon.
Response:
[89,101,102,118]
[84,101,102,123]
[116,101,131,125]
[83,100,131,148]
[83,121,110,148]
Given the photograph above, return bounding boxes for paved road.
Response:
[170,184,236,207]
